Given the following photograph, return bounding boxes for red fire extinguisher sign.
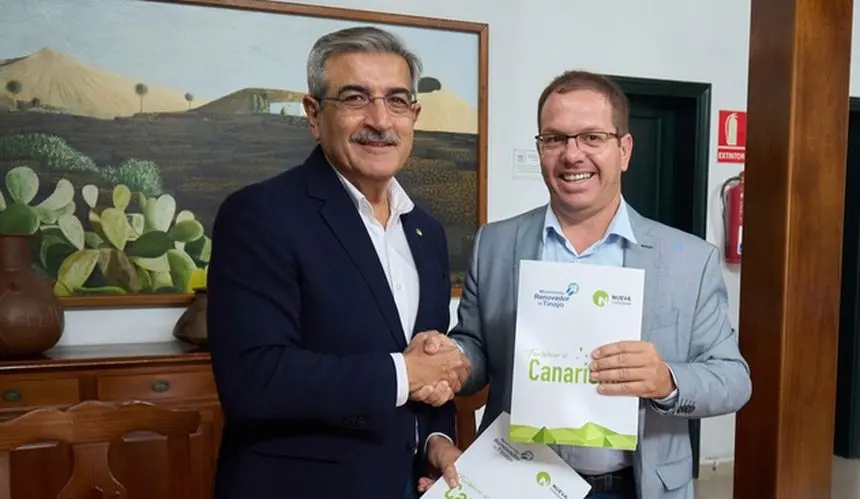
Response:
[721,171,744,264]
[717,111,747,163]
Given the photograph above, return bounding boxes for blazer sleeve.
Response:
[207,188,398,421]
[655,246,752,418]
[448,226,490,396]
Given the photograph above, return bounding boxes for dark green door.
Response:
[835,101,860,458]
[621,92,700,237]
[623,100,677,225]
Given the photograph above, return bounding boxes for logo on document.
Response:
[534,282,579,309]
[443,486,468,499]
[536,471,552,487]
[592,289,632,308]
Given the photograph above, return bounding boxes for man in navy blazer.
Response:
[206,26,469,499]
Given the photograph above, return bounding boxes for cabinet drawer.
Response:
[97,371,216,402]
[0,378,79,410]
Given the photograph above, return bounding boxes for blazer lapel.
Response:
[305,148,406,349]
[623,209,661,342]
[400,212,434,334]
[512,207,545,297]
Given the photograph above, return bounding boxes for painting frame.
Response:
[1,0,489,309]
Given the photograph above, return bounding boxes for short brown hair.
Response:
[536,70,630,134]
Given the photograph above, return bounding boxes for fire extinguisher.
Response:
[721,171,744,264]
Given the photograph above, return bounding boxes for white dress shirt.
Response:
[333,167,451,453]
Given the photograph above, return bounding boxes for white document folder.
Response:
[509,260,645,450]
[421,411,592,499]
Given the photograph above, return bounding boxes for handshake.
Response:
[404,331,471,407]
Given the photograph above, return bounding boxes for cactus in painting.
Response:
[0,165,209,297]
[0,166,77,236]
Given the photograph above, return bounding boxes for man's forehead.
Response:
[542,92,612,121]
[324,53,411,85]
[550,90,611,109]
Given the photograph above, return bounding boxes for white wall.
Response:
[60,0,860,465]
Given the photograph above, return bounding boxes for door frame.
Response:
[607,74,713,478]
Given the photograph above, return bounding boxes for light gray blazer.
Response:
[449,205,751,499]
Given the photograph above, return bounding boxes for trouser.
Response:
[583,466,637,499]
[404,458,420,499]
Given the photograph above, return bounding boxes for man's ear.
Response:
[303,95,321,140]
[412,102,422,124]
[619,132,634,172]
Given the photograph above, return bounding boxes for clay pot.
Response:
[173,288,207,346]
[0,234,64,357]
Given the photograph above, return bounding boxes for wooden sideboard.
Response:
[0,342,220,499]
[0,341,489,498]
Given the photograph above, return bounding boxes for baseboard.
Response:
[696,458,734,479]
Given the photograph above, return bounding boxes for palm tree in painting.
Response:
[5,80,22,108]
[135,83,148,112]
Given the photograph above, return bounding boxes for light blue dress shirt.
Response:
[540,197,676,476]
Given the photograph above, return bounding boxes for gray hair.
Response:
[306,26,423,98]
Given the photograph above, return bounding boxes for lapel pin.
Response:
[416,228,423,236]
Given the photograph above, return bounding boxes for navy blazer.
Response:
[207,145,456,499]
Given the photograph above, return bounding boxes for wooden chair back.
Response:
[0,400,200,499]
[453,386,488,451]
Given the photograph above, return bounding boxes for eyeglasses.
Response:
[535,131,620,152]
[317,90,417,115]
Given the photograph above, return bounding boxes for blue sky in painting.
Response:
[0,0,478,106]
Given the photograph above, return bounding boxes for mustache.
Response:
[350,129,399,146]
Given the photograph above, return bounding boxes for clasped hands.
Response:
[403,331,471,407]
[589,340,675,400]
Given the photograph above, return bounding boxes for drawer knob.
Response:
[151,380,171,393]
[2,389,21,402]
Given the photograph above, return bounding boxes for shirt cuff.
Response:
[452,337,466,354]
[424,432,454,456]
[390,353,409,407]
[651,363,679,408]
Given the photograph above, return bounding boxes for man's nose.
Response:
[363,98,394,129]
[561,137,587,162]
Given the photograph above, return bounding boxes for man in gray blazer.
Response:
[416,70,751,499]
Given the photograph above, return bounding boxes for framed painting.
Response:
[0,0,488,308]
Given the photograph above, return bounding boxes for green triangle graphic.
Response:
[509,422,637,449]
[532,427,557,444]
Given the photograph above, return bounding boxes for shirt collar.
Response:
[331,165,415,216]
[542,197,638,246]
